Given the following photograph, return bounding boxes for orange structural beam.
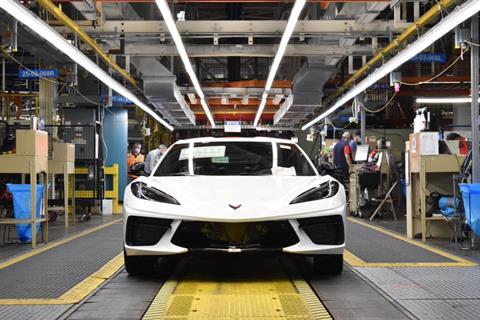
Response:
[203,80,292,88]
[194,109,275,114]
[196,114,274,121]
[396,89,470,97]
[191,97,282,107]
[320,2,330,9]
[400,75,471,84]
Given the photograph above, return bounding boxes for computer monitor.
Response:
[355,145,369,162]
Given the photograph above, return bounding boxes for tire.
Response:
[124,250,156,276]
[313,254,343,275]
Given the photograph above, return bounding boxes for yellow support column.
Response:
[104,164,120,214]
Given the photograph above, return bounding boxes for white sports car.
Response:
[123,137,346,275]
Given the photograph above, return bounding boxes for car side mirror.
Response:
[317,161,337,176]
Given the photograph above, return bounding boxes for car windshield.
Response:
[154,141,316,176]
[192,142,272,176]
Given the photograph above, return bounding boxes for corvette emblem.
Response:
[229,204,242,210]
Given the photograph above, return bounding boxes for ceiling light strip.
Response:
[301,0,480,130]
[0,0,174,131]
[155,0,215,128]
[416,97,480,104]
[253,0,306,127]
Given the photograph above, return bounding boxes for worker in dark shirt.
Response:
[349,131,362,161]
[332,132,353,178]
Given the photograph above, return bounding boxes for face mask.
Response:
[134,148,141,154]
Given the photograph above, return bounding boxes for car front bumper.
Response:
[123,203,346,257]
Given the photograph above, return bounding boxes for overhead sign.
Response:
[224,121,241,133]
[410,53,447,64]
[102,95,132,105]
[18,68,58,79]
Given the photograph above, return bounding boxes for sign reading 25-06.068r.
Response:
[18,69,58,79]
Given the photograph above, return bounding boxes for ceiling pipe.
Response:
[322,0,457,108]
[37,0,137,86]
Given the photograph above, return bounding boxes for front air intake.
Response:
[171,221,299,250]
[126,216,172,246]
[298,215,344,245]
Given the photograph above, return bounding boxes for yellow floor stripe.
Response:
[0,218,123,270]
[0,253,124,305]
[346,217,477,267]
[143,258,332,320]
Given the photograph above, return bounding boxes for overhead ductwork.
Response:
[279,2,389,125]
[130,57,195,126]
[71,0,96,21]
[97,3,194,127]
[275,58,334,125]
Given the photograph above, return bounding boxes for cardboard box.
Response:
[16,130,48,157]
[409,132,439,156]
[53,143,75,162]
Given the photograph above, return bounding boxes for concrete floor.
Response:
[0,214,479,320]
[0,215,119,262]
[365,214,480,264]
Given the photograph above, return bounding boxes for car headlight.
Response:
[130,181,180,205]
[290,181,339,204]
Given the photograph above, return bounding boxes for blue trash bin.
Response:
[6,184,44,243]
[459,184,480,237]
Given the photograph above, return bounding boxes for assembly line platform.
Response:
[0,216,479,320]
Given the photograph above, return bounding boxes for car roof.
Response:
[174,136,297,144]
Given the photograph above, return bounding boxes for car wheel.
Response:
[124,250,155,276]
[313,254,343,275]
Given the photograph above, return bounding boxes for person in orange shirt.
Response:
[127,142,145,180]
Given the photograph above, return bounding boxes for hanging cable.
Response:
[465,40,480,47]
[328,120,353,131]
[362,92,398,113]
[399,46,470,86]
[2,48,103,105]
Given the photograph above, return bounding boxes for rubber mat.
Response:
[356,266,480,320]
[346,220,454,263]
[142,256,332,320]
[0,223,122,299]
[0,305,71,320]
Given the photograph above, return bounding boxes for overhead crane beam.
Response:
[50,20,411,36]
[37,0,137,86]
[121,44,373,57]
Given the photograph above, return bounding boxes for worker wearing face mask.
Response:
[127,142,145,180]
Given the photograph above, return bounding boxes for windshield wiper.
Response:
[166,171,190,176]
[239,167,271,176]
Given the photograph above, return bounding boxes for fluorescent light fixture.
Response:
[0,0,174,131]
[155,0,215,128]
[302,0,480,131]
[255,98,268,125]
[416,97,480,104]
[200,98,215,126]
[253,0,306,126]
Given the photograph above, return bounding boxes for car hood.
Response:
[127,175,344,222]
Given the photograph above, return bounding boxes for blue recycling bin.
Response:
[459,184,480,237]
[6,184,44,243]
